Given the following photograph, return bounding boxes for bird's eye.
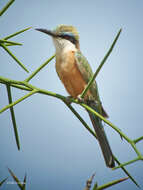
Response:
[63,35,70,40]
[60,34,76,44]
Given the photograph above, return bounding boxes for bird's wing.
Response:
[75,50,108,117]
[75,50,99,100]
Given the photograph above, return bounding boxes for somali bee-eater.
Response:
[36,25,115,168]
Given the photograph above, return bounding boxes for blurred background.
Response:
[0,0,143,189]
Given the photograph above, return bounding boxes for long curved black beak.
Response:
[35,28,58,37]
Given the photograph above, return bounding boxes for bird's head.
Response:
[36,25,80,50]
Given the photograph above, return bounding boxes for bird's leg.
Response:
[77,94,85,103]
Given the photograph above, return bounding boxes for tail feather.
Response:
[88,102,115,168]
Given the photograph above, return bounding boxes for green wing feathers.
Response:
[75,51,114,167]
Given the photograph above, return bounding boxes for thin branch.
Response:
[0,0,15,16]
[0,89,37,113]
[113,156,140,187]
[113,157,140,170]
[81,28,122,98]
[63,101,97,139]
[95,177,128,190]
[6,85,20,150]
[0,177,8,186]
[8,168,24,190]
[24,54,55,82]
[0,43,29,73]
[133,136,143,144]
[3,27,32,40]
[0,39,22,46]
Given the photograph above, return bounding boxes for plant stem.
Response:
[0,0,15,16]
[81,29,122,99]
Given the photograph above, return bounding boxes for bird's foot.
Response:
[64,96,73,104]
[77,94,85,103]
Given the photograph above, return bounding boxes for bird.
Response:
[35,25,115,168]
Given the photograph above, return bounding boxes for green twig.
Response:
[0,0,15,16]
[63,101,97,139]
[1,76,142,179]
[8,168,25,190]
[6,85,20,150]
[0,89,37,113]
[114,156,140,187]
[80,103,130,142]
[0,43,29,73]
[24,54,55,82]
[133,136,143,144]
[113,157,140,170]
[93,177,128,190]
[0,177,8,186]
[0,39,22,46]
[81,28,122,99]
[3,27,32,40]
[23,174,27,190]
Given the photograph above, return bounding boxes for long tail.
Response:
[87,102,115,168]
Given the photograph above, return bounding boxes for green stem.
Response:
[113,157,140,170]
[63,101,97,139]
[0,39,22,46]
[0,43,29,73]
[133,136,143,144]
[8,168,23,190]
[130,142,142,158]
[6,85,20,150]
[24,54,55,82]
[0,90,37,113]
[0,0,15,16]
[0,75,135,144]
[80,103,130,143]
[81,28,122,98]
[96,177,128,190]
[3,27,32,40]
[1,76,143,186]
[113,156,140,187]
[0,177,8,186]
[11,84,31,91]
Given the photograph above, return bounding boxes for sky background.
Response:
[0,0,143,189]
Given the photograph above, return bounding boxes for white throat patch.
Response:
[53,38,76,54]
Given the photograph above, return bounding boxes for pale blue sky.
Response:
[0,0,143,190]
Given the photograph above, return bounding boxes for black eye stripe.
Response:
[60,34,77,45]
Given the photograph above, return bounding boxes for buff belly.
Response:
[56,52,89,98]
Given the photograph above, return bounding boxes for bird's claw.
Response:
[77,95,84,103]
[64,96,72,104]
